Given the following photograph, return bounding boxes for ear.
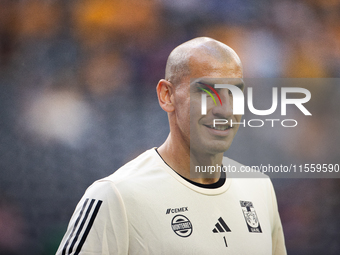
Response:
[157,79,175,112]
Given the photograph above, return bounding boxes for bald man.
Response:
[56,37,286,255]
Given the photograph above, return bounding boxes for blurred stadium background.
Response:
[0,0,339,254]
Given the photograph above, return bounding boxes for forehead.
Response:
[188,53,243,79]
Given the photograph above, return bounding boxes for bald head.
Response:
[165,37,243,86]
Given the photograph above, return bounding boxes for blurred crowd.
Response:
[0,0,339,254]
[1,0,340,89]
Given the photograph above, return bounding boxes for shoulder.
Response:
[73,149,164,218]
[104,148,163,183]
[84,148,166,197]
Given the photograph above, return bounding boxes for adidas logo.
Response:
[212,217,231,233]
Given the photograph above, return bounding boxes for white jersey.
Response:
[56,148,286,255]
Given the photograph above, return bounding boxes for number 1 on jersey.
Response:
[223,236,228,247]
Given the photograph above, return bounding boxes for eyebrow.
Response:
[194,79,212,85]
[195,80,245,90]
[197,81,213,87]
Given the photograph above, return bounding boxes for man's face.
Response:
[190,77,244,156]
[173,55,243,156]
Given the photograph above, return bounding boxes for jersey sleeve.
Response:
[269,180,287,255]
[56,180,129,255]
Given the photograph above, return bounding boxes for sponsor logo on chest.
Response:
[166,207,188,214]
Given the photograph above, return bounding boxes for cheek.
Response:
[175,97,191,126]
[190,97,203,121]
[234,115,242,122]
[190,102,200,114]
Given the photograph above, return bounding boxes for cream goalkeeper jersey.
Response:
[56,148,286,255]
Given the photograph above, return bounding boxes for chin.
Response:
[191,141,232,156]
[208,145,231,155]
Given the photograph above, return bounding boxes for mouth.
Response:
[204,124,232,131]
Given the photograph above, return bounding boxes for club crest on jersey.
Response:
[171,215,193,238]
[240,201,262,233]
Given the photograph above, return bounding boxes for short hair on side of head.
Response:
[165,46,190,86]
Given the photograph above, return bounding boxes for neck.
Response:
[190,149,223,184]
[157,133,223,184]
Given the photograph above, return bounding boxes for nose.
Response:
[211,89,233,118]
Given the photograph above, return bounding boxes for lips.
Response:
[204,124,231,131]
